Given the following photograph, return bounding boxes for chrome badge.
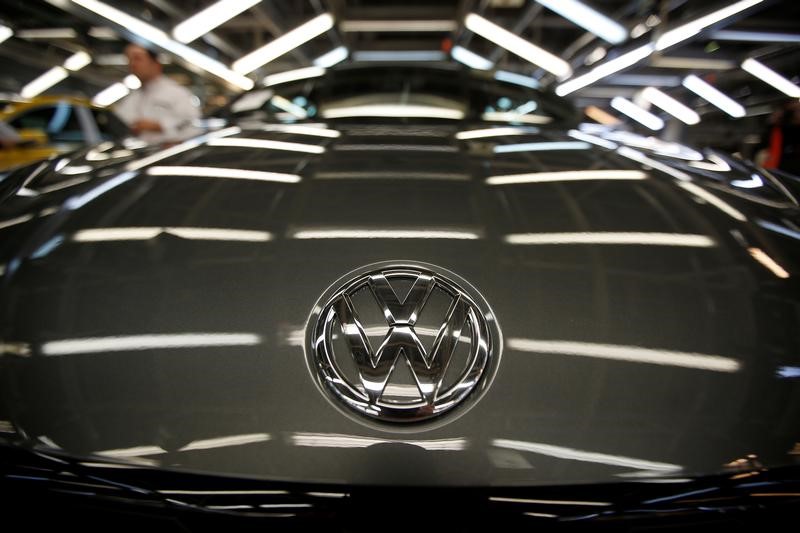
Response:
[306,262,501,424]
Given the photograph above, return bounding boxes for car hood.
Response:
[1,122,799,488]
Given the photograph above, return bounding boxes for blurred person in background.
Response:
[115,43,201,144]
[756,100,800,176]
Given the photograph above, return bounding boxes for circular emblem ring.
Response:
[305,262,501,425]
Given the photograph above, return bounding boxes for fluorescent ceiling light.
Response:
[568,129,618,149]
[487,170,647,185]
[261,124,340,138]
[534,0,626,44]
[63,50,91,71]
[466,13,570,78]
[352,50,446,61]
[608,74,682,86]
[741,58,800,98]
[124,74,141,89]
[208,137,324,154]
[42,332,262,355]
[451,45,494,70]
[641,87,700,125]
[233,13,334,74]
[455,127,540,140]
[71,0,254,90]
[651,56,735,70]
[682,75,745,118]
[481,112,552,124]
[340,20,456,32]
[711,30,800,43]
[95,53,129,66]
[494,141,589,153]
[173,0,261,43]
[507,338,740,372]
[515,100,538,114]
[748,247,790,279]
[494,70,539,89]
[655,0,764,51]
[20,67,68,98]
[313,45,348,67]
[291,229,480,239]
[322,104,464,120]
[0,25,14,45]
[17,28,77,39]
[270,95,308,118]
[147,165,301,183]
[263,66,325,86]
[610,96,664,130]
[88,26,117,39]
[556,44,654,96]
[493,438,682,471]
[504,232,714,247]
[92,82,129,106]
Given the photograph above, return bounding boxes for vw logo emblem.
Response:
[306,262,502,425]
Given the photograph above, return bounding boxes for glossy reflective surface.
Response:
[1,71,800,491]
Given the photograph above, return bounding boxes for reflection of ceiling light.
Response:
[556,44,654,96]
[270,95,308,118]
[292,229,480,240]
[263,66,325,86]
[651,56,735,70]
[682,75,745,118]
[291,432,468,451]
[741,59,800,98]
[179,433,271,451]
[616,146,691,181]
[451,45,494,70]
[731,174,763,188]
[490,496,611,506]
[456,127,540,140]
[208,137,325,154]
[655,0,763,51]
[261,124,340,138]
[583,106,621,127]
[507,338,740,372]
[688,154,731,172]
[493,437,683,471]
[748,247,790,279]
[233,13,335,74]
[487,170,646,185]
[42,333,262,355]
[313,46,348,67]
[148,165,302,182]
[341,20,457,32]
[641,87,700,125]
[494,70,539,89]
[20,67,68,98]
[465,13,571,78]
[173,0,261,43]
[712,30,800,43]
[322,104,464,120]
[568,129,618,149]
[73,226,273,242]
[481,112,552,124]
[504,232,714,247]
[494,141,590,153]
[88,26,117,39]
[678,182,747,221]
[534,0,626,44]
[610,96,664,130]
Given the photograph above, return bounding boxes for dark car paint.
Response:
[1,72,799,526]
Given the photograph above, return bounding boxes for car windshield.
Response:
[223,64,578,126]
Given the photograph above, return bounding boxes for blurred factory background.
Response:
[0,0,798,158]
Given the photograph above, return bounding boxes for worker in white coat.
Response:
[114,44,201,144]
